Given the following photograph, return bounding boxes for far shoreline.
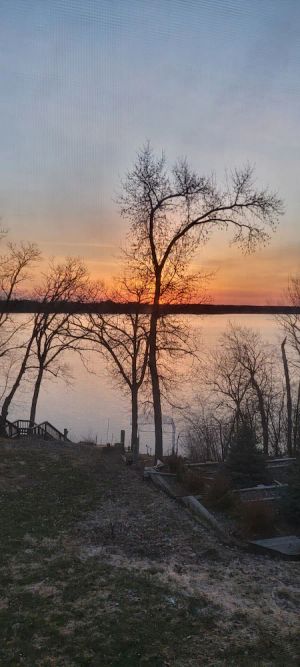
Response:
[0,300,299,316]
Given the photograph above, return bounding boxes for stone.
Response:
[250,535,300,560]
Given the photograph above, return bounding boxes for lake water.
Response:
[7,314,281,453]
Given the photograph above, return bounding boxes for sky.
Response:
[1,0,300,303]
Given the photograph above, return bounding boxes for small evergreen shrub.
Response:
[206,473,235,510]
[167,454,186,482]
[281,458,300,525]
[226,420,268,489]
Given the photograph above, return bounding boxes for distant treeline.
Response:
[1,300,300,315]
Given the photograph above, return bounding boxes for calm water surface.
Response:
[8,315,281,452]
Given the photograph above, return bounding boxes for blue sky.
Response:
[1,0,300,301]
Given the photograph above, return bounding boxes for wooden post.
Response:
[120,430,125,450]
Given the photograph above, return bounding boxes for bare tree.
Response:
[186,316,295,459]
[266,381,285,457]
[1,322,37,423]
[279,277,300,359]
[183,399,229,462]
[205,340,251,433]
[0,241,40,356]
[293,380,300,453]
[28,257,95,426]
[120,144,283,460]
[70,255,202,460]
[217,325,277,455]
[72,275,150,460]
[281,337,293,456]
[197,323,286,457]
[278,276,300,455]
[0,242,40,432]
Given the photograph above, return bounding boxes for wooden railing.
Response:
[12,420,69,441]
[39,421,69,442]
[13,420,44,438]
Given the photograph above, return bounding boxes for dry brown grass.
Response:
[237,500,277,538]
[0,439,299,666]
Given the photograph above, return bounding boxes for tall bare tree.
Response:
[120,145,283,459]
[281,337,293,456]
[278,275,300,454]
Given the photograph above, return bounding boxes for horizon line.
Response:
[1,300,299,315]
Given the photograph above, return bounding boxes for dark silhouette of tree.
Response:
[0,241,40,356]
[278,276,300,455]
[281,337,293,456]
[205,337,251,435]
[0,242,40,432]
[28,257,95,426]
[226,419,268,488]
[183,400,230,462]
[1,322,37,423]
[219,325,277,456]
[72,265,200,461]
[279,277,300,359]
[72,275,150,461]
[281,458,300,524]
[120,144,283,460]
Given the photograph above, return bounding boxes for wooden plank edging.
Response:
[147,471,227,540]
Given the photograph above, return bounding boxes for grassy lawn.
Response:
[0,441,299,666]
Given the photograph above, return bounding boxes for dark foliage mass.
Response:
[226,420,268,488]
[281,459,300,524]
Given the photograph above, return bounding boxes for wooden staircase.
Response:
[5,419,70,442]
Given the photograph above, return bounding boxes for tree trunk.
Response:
[131,386,139,463]
[293,379,300,454]
[281,337,293,456]
[149,284,163,462]
[0,414,7,437]
[251,376,269,456]
[29,368,43,427]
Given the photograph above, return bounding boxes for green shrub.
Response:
[167,454,186,482]
[206,473,235,510]
[281,459,300,525]
[226,420,268,489]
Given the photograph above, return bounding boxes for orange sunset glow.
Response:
[1,1,299,305]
